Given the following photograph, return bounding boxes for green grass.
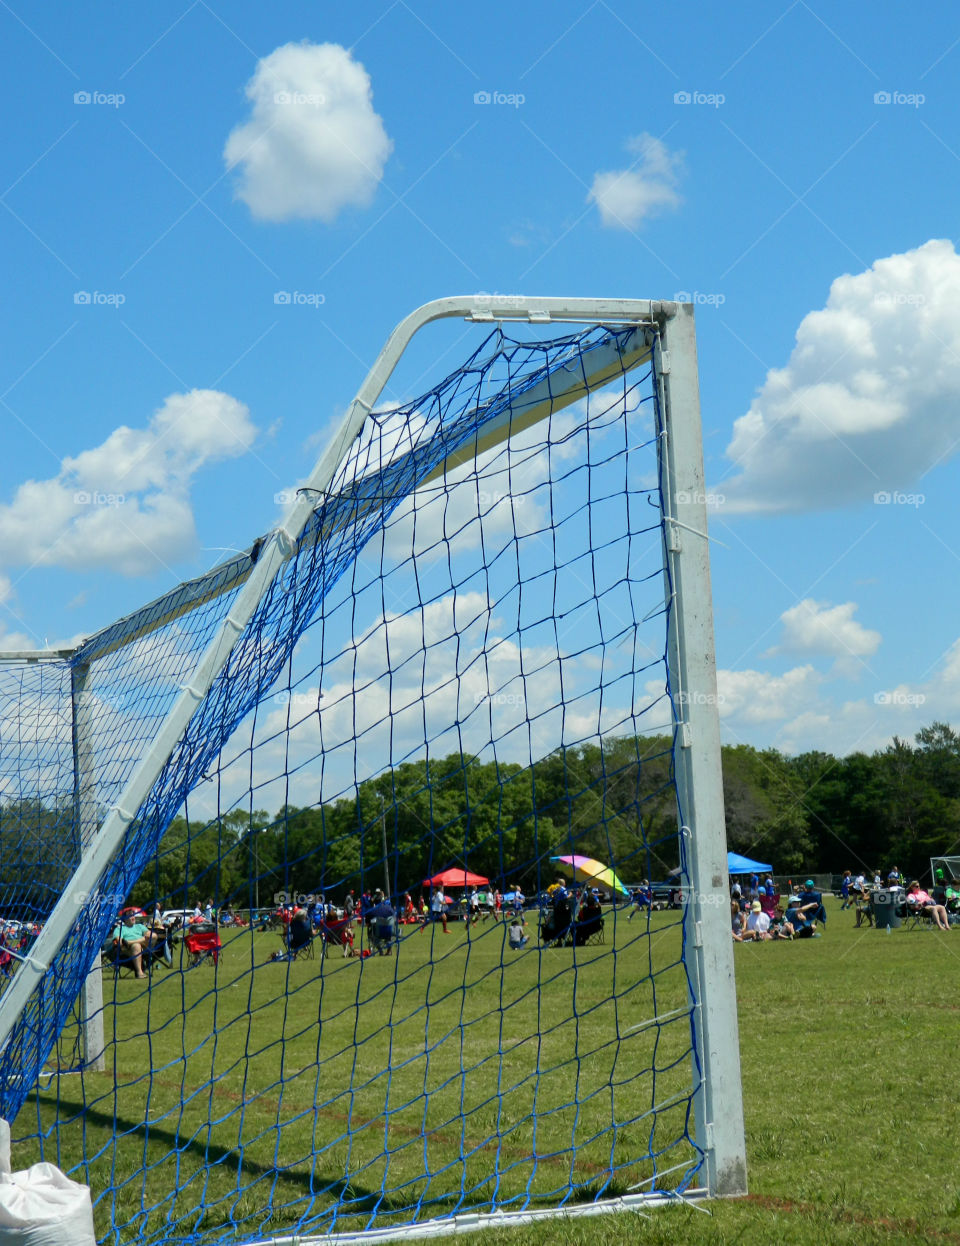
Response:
[19,902,960,1244]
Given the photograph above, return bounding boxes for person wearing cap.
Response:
[798,879,826,925]
[743,899,772,941]
[783,897,821,938]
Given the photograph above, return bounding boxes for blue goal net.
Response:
[0,303,714,1244]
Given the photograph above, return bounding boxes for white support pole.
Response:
[656,304,747,1197]
[71,664,104,1073]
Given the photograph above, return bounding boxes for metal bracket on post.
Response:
[71,663,105,1073]
[657,302,747,1198]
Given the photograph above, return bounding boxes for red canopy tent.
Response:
[423,868,489,888]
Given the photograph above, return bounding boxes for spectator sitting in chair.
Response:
[283,905,313,956]
[369,890,396,954]
[541,880,573,945]
[906,881,951,931]
[573,889,603,944]
[112,914,168,978]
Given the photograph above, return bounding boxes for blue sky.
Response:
[2,0,959,762]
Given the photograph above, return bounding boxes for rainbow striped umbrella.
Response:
[550,854,630,896]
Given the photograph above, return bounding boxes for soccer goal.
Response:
[0,296,745,1245]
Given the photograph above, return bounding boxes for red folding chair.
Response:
[184,926,222,968]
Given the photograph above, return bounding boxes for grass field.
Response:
[18,899,960,1244]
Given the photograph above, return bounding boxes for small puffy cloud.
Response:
[0,390,256,576]
[588,133,683,229]
[224,41,393,223]
[720,239,960,513]
[768,599,881,669]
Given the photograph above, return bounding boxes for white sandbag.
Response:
[0,1119,97,1246]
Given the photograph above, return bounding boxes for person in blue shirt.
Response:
[798,880,827,925]
[783,900,821,938]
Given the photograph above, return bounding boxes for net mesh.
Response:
[0,319,703,1244]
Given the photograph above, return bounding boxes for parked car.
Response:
[160,909,194,936]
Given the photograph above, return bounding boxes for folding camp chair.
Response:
[184,925,222,968]
[369,916,396,955]
[904,899,935,931]
[572,915,604,945]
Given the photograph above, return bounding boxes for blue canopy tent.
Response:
[726,851,772,875]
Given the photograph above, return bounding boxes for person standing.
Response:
[839,870,852,909]
[430,886,449,933]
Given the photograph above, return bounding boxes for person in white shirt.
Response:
[744,900,772,941]
[430,886,449,933]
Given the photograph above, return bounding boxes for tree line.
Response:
[3,723,958,917]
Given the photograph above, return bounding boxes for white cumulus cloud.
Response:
[719,239,960,513]
[224,41,393,223]
[767,599,881,669]
[0,390,257,576]
[588,133,683,229]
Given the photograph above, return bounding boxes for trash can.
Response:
[871,888,902,929]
